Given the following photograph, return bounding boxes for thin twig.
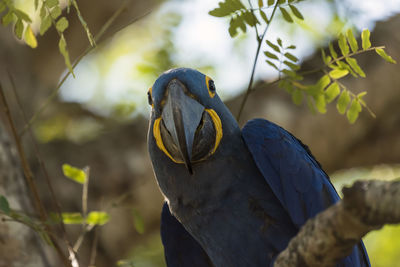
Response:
[236,1,279,121]
[88,227,99,267]
[7,70,80,266]
[19,2,151,136]
[0,83,72,267]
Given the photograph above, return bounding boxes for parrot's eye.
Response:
[147,88,153,107]
[206,76,216,98]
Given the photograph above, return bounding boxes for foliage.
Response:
[0,0,95,76]
[210,0,397,123]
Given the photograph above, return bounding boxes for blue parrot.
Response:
[147,68,370,267]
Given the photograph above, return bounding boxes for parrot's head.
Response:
[147,68,237,175]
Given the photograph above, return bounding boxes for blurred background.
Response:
[0,0,400,266]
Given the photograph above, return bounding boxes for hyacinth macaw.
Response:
[147,68,370,267]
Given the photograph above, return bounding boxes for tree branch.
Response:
[274,179,400,267]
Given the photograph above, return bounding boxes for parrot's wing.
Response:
[242,118,370,267]
[161,202,214,267]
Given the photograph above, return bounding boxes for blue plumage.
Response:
[147,68,370,267]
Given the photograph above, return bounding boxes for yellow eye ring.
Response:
[206,76,216,98]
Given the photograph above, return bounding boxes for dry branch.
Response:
[274,180,400,267]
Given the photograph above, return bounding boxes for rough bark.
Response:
[274,180,400,267]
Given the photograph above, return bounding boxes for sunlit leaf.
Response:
[59,35,74,75]
[292,89,303,105]
[0,195,10,215]
[346,57,366,77]
[325,82,340,103]
[209,0,245,17]
[286,44,296,49]
[24,26,37,48]
[316,75,331,92]
[56,17,68,32]
[86,211,110,226]
[14,9,32,22]
[14,19,24,39]
[258,0,263,7]
[40,15,52,35]
[2,11,15,26]
[329,69,348,79]
[347,99,362,123]
[329,43,337,59]
[45,0,59,8]
[361,29,371,50]
[259,10,269,24]
[266,60,278,70]
[277,38,282,47]
[62,212,84,224]
[314,94,326,114]
[336,90,350,114]
[346,28,358,53]
[132,208,145,234]
[338,33,349,56]
[264,51,279,60]
[268,0,275,6]
[62,163,86,184]
[284,52,298,62]
[289,4,303,20]
[280,7,293,23]
[283,60,300,70]
[50,6,62,19]
[376,48,397,64]
[266,40,280,52]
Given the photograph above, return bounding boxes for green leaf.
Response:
[62,163,86,184]
[336,90,350,114]
[346,57,366,77]
[266,40,280,52]
[361,29,371,50]
[24,25,37,48]
[286,45,296,49]
[292,89,303,105]
[376,48,397,64]
[264,51,279,60]
[14,9,32,22]
[338,33,349,56]
[329,43,337,59]
[289,4,303,20]
[86,211,110,226]
[259,10,269,24]
[316,74,331,92]
[278,0,285,4]
[243,11,259,26]
[62,212,84,224]
[282,69,297,79]
[34,0,39,10]
[321,48,330,64]
[209,0,245,17]
[132,208,145,234]
[14,19,24,39]
[346,28,358,53]
[40,4,47,19]
[0,195,11,215]
[337,61,357,77]
[314,94,327,114]
[279,79,293,93]
[258,0,264,7]
[280,7,293,23]
[277,38,282,47]
[45,0,59,8]
[2,11,15,26]
[266,60,278,70]
[329,69,348,79]
[283,60,300,70]
[40,15,52,35]
[50,6,62,19]
[284,52,298,62]
[59,35,74,76]
[56,17,68,32]
[306,96,316,114]
[268,0,275,6]
[324,82,340,103]
[357,91,367,99]
[347,99,362,123]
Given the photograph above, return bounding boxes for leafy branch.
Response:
[210,0,396,123]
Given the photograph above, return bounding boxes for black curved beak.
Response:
[161,79,205,174]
